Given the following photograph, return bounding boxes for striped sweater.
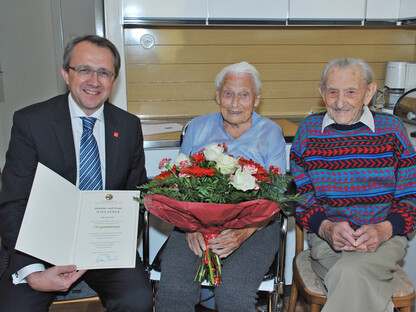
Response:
[290,111,416,236]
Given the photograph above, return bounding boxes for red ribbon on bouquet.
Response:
[143,194,280,235]
[198,234,221,286]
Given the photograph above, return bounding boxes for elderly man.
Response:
[0,35,153,311]
[290,57,416,312]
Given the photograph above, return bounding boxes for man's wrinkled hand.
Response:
[318,220,363,251]
[26,265,86,292]
[353,221,393,252]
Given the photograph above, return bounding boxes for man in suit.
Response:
[0,35,153,311]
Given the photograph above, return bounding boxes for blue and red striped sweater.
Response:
[290,111,416,236]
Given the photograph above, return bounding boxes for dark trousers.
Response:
[0,253,153,312]
[156,219,280,312]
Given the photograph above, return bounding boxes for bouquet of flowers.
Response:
[139,143,300,286]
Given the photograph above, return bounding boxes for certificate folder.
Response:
[15,163,140,270]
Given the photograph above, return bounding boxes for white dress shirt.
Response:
[68,94,106,188]
[321,105,375,133]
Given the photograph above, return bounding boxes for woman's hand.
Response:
[209,218,272,258]
[185,232,206,257]
[208,228,255,258]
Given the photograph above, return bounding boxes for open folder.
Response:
[15,163,140,270]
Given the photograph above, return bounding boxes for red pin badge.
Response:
[114,132,119,137]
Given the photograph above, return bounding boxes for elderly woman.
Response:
[156,61,286,312]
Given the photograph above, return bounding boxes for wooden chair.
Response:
[51,280,101,310]
[50,296,104,312]
[287,223,415,312]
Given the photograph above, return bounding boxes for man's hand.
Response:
[208,227,256,258]
[185,232,206,257]
[353,221,393,252]
[318,220,365,251]
[26,265,86,292]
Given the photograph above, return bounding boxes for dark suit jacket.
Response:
[0,94,147,273]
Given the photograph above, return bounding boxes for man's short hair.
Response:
[62,35,121,76]
[320,57,375,89]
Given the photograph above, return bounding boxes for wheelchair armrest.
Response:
[142,207,169,273]
[283,179,297,217]
[283,201,296,217]
[142,208,150,270]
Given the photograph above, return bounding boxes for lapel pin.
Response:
[114,132,119,138]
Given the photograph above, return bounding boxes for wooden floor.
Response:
[49,294,310,312]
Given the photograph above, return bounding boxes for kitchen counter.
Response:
[143,118,300,149]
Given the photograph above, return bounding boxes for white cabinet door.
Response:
[366,0,400,21]
[289,0,365,20]
[208,0,288,20]
[400,0,416,20]
[123,0,206,19]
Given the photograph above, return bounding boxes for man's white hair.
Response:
[320,57,375,89]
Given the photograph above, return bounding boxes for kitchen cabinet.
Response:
[123,0,206,19]
[366,0,400,21]
[289,0,365,20]
[121,0,416,24]
[208,0,288,20]
[400,0,416,20]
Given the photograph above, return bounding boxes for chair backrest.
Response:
[179,121,190,146]
[295,223,305,256]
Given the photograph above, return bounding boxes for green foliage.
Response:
[139,167,301,212]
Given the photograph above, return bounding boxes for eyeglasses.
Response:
[68,66,116,82]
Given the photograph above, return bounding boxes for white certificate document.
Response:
[15,163,140,270]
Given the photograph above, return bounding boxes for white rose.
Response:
[230,168,257,191]
[204,145,224,162]
[215,154,238,175]
[174,153,191,167]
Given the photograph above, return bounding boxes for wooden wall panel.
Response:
[127,81,322,101]
[126,63,387,83]
[124,27,416,120]
[127,98,322,119]
[124,28,416,45]
[126,45,414,64]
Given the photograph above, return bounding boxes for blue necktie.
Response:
[79,117,103,190]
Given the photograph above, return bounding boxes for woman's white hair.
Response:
[214,61,262,94]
